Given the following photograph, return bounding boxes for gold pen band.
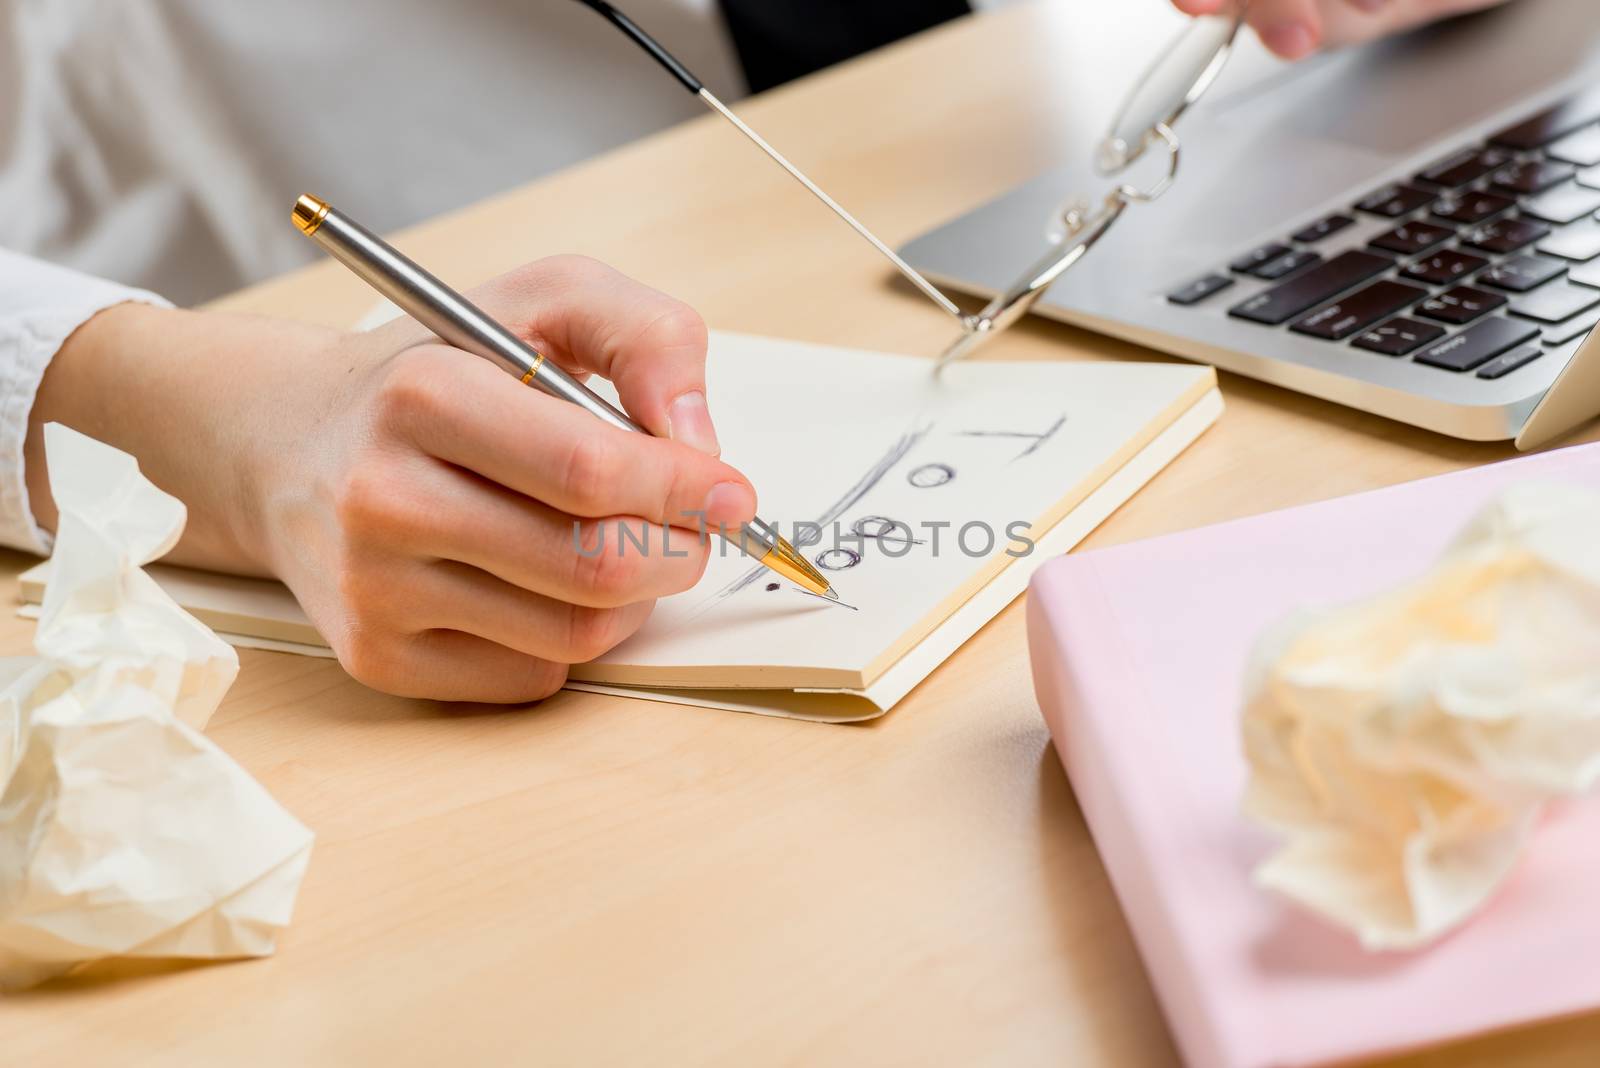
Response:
[520,352,546,386]
[291,194,330,236]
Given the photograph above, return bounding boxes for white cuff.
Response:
[0,249,172,555]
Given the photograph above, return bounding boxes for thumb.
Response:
[469,255,723,457]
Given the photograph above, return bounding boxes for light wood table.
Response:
[6,5,1598,1064]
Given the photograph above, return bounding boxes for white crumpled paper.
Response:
[1242,482,1600,951]
[0,424,313,990]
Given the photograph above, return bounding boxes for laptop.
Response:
[902,0,1600,446]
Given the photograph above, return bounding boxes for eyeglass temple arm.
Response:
[574,0,971,324]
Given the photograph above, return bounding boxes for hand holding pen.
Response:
[291,196,835,604]
[41,253,759,702]
[295,252,787,702]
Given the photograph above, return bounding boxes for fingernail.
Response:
[1261,22,1317,59]
[1347,0,1389,11]
[703,481,756,526]
[669,391,720,456]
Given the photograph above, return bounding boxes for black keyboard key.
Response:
[1417,285,1507,325]
[1229,250,1396,326]
[1231,243,1292,274]
[1356,184,1437,218]
[1480,255,1568,292]
[1418,147,1513,188]
[1370,221,1454,256]
[1168,273,1235,306]
[1461,217,1551,254]
[1493,159,1577,195]
[1414,317,1541,372]
[1431,192,1516,225]
[1546,307,1600,344]
[1291,280,1426,340]
[1292,214,1355,244]
[1401,249,1490,286]
[1491,88,1600,149]
[1254,249,1322,280]
[1509,281,1600,323]
[1521,183,1600,224]
[1352,316,1445,356]
[1548,126,1600,167]
[1477,345,1545,380]
[1537,219,1600,262]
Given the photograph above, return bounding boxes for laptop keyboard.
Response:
[1168,86,1600,379]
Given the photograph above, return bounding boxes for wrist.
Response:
[26,302,163,537]
[31,301,345,576]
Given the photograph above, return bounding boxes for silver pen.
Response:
[291,194,835,600]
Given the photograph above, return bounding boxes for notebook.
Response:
[1028,440,1600,1068]
[21,333,1221,721]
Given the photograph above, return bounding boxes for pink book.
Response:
[1028,442,1600,1068]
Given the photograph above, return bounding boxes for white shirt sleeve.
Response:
[0,249,171,555]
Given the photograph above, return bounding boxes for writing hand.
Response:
[32,257,753,703]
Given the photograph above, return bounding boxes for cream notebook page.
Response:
[571,333,1215,690]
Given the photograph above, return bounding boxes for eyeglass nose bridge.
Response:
[1111,122,1182,204]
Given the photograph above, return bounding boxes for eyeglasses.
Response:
[575,0,1246,369]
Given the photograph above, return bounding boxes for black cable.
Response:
[573,0,703,94]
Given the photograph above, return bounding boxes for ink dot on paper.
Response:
[766,582,780,592]
[908,463,955,488]
[816,548,862,571]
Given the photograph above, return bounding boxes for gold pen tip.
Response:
[291,194,329,236]
[760,540,833,598]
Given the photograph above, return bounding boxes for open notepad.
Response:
[20,333,1220,721]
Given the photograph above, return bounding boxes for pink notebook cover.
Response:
[1028,442,1600,1068]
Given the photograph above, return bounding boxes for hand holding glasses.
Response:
[575,0,1246,369]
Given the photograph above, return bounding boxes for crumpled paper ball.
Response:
[1241,481,1600,951]
[0,424,313,990]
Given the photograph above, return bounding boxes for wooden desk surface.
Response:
[6,5,1598,1064]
